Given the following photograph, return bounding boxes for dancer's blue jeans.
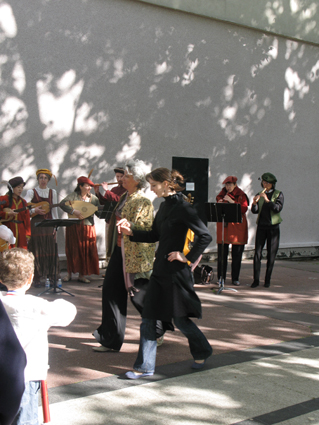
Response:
[133,317,212,373]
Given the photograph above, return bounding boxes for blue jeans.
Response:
[133,317,213,373]
[11,381,40,425]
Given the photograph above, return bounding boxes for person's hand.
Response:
[252,195,260,205]
[35,206,46,215]
[259,192,269,202]
[167,251,187,263]
[73,209,84,219]
[223,194,234,203]
[117,218,132,235]
[101,182,109,191]
[217,199,223,203]
[6,209,18,218]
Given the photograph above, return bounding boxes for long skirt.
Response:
[65,222,99,276]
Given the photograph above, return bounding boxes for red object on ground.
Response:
[41,380,51,423]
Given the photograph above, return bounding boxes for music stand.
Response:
[205,203,241,294]
[35,219,79,297]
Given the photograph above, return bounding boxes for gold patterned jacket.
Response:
[107,190,155,274]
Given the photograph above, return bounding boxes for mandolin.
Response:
[64,200,98,219]
[1,201,62,222]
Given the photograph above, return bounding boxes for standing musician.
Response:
[94,167,127,273]
[25,168,60,287]
[216,176,249,286]
[60,176,100,283]
[0,177,31,249]
[94,167,127,204]
[251,172,284,288]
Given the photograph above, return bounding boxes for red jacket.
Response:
[0,195,31,249]
[216,186,249,245]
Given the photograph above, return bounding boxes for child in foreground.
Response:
[0,248,77,425]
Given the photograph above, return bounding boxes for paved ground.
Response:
[29,259,319,425]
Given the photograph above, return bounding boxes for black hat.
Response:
[261,172,277,184]
[8,176,26,189]
[114,167,125,175]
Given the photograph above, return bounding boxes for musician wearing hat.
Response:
[94,167,127,274]
[251,172,284,288]
[216,176,249,286]
[60,176,100,283]
[94,167,127,204]
[25,168,59,287]
[0,177,31,249]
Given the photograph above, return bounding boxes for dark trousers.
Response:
[217,244,245,281]
[133,317,213,373]
[96,246,164,351]
[253,226,280,284]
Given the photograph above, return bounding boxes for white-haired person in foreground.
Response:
[0,248,77,425]
[93,159,170,352]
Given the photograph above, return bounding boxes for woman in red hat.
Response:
[0,177,31,249]
[216,176,249,286]
[60,176,100,283]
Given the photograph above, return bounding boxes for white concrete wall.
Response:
[0,0,318,258]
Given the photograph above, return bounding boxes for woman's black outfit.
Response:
[129,193,213,373]
[251,190,284,287]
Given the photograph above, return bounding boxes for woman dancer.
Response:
[216,176,249,286]
[0,177,30,249]
[25,169,59,287]
[118,168,213,379]
[93,159,159,352]
[60,176,100,283]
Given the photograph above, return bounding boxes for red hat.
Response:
[77,176,95,186]
[222,176,237,185]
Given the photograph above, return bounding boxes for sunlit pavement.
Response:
[30,259,319,425]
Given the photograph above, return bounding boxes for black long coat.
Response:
[130,193,212,321]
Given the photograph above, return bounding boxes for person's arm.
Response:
[251,193,260,214]
[60,193,83,219]
[182,203,212,264]
[129,198,154,231]
[24,189,46,216]
[118,208,160,243]
[94,184,124,203]
[269,191,284,213]
[24,189,34,203]
[42,298,77,327]
[216,188,226,203]
[239,194,249,215]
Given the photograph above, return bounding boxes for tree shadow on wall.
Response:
[0,0,318,198]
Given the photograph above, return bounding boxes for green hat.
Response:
[261,172,277,184]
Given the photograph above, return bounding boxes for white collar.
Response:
[35,186,50,196]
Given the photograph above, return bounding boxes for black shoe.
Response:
[251,281,259,288]
[264,282,270,288]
